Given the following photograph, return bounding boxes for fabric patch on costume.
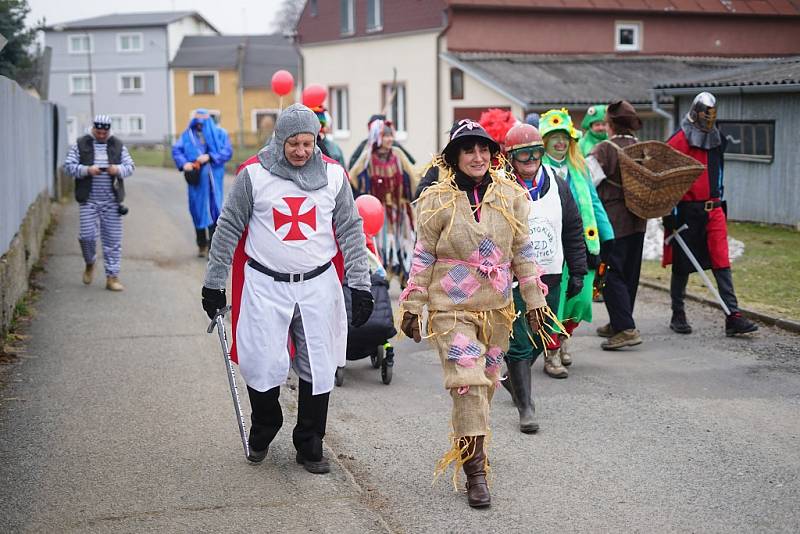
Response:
[440,264,480,304]
[520,240,536,262]
[410,242,435,277]
[484,346,504,371]
[447,332,481,367]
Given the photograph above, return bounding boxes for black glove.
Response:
[566,275,584,299]
[350,288,374,327]
[586,252,602,270]
[202,286,226,319]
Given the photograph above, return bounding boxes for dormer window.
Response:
[367,0,383,32]
[615,21,642,52]
[340,0,355,36]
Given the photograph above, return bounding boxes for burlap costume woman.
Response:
[399,120,554,508]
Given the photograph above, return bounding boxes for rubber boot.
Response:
[506,359,539,433]
[293,378,331,474]
[247,385,283,463]
[462,436,491,508]
[559,336,573,367]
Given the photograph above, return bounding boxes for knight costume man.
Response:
[202,104,374,473]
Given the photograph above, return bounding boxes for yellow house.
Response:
[171,34,299,147]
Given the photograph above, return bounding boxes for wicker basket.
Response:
[617,141,705,219]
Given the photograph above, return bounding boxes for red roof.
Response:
[446,0,800,15]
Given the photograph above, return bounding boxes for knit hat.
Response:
[539,109,581,140]
[607,100,642,132]
[93,114,111,129]
[256,103,327,190]
[442,119,500,166]
[524,112,540,127]
[580,105,607,130]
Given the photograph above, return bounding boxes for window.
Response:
[110,115,125,132]
[382,82,407,134]
[329,86,349,135]
[128,115,145,135]
[310,0,318,17]
[340,0,355,35]
[450,68,464,100]
[615,21,642,52]
[718,120,775,163]
[190,71,218,95]
[68,34,92,54]
[252,109,279,142]
[367,0,382,32]
[117,33,143,53]
[69,74,94,94]
[119,73,144,93]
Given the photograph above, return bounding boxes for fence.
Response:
[0,76,68,255]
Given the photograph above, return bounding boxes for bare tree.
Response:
[272,0,306,34]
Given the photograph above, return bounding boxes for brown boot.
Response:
[601,329,642,351]
[197,245,209,258]
[596,323,615,338]
[543,348,568,378]
[559,337,572,367]
[82,263,94,285]
[106,276,125,292]
[462,436,490,508]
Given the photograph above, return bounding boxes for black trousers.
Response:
[246,378,330,461]
[602,232,645,332]
[670,267,739,314]
[195,223,216,247]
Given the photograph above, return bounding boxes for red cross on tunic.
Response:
[273,197,317,241]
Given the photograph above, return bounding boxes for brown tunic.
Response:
[592,136,647,238]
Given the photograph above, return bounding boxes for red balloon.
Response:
[355,195,384,237]
[271,70,294,96]
[302,84,327,109]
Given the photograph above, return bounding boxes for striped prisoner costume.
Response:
[64,136,135,276]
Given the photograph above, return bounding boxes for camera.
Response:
[118,204,129,216]
[99,167,108,172]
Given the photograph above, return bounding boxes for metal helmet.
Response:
[504,123,543,152]
[687,91,717,132]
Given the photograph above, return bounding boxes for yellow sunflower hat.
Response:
[540,108,582,141]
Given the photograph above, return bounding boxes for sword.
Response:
[665,224,731,316]
[207,306,251,459]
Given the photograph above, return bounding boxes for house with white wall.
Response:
[45,11,218,145]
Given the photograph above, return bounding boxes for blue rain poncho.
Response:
[172,110,233,229]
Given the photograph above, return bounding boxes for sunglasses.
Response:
[510,146,544,163]
[94,124,111,131]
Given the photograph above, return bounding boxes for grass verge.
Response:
[128,146,259,175]
[640,221,800,321]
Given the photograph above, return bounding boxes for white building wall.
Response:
[166,16,218,61]
[302,31,441,168]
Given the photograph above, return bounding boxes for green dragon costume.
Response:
[578,104,608,157]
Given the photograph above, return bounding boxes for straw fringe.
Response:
[433,432,492,492]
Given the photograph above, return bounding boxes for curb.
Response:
[639,279,800,335]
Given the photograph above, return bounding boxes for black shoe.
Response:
[296,451,330,474]
[726,312,758,336]
[247,445,268,463]
[670,310,692,334]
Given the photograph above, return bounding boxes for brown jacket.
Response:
[591,136,647,238]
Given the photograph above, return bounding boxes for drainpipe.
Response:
[435,8,452,153]
[236,41,246,149]
[651,88,673,138]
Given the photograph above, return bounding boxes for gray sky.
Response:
[28,0,286,34]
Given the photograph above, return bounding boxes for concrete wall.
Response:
[0,76,67,337]
[676,91,800,227]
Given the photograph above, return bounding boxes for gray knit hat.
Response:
[257,104,327,190]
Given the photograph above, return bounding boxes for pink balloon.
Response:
[355,194,384,237]
[302,84,327,109]
[271,70,294,96]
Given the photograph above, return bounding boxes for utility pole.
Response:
[86,32,95,118]
[236,41,246,149]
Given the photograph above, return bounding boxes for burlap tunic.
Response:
[400,164,548,439]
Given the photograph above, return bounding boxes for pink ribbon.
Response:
[440,258,510,294]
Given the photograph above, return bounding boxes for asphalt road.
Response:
[1,166,798,533]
